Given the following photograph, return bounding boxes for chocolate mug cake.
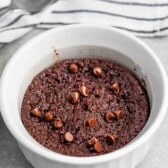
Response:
[21,58,149,156]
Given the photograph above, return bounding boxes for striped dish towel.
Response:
[1,0,168,47]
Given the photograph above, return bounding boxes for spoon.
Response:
[0,0,57,19]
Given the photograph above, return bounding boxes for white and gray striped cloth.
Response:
[1,0,168,47]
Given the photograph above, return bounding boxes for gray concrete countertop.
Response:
[0,29,168,168]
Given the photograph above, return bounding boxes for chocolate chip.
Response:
[31,108,41,117]
[87,137,98,146]
[113,109,123,120]
[69,63,78,73]
[105,111,115,122]
[44,111,53,121]
[93,67,102,77]
[107,133,118,144]
[71,92,80,104]
[111,82,120,93]
[94,141,103,153]
[79,86,89,97]
[53,118,63,129]
[64,132,74,142]
[87,118,97,128]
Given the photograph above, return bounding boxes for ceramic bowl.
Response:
[0,25,168,168]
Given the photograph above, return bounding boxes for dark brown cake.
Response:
[21,58,150,156]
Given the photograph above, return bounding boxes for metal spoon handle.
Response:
[0,0,57,18]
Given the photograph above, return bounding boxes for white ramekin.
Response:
[0,25,168,168]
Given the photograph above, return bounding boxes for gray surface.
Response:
[0,29,168,168]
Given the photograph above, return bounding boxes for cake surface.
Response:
[21,58,149,156]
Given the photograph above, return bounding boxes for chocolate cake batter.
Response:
[21,58,149,156]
